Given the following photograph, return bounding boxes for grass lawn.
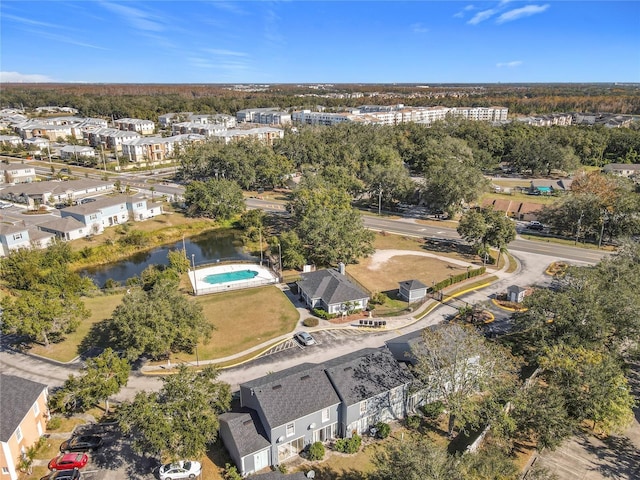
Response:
[28,294,124,362]
[168,286,299,364]
[480,191,558,206]
[370,232,478,263]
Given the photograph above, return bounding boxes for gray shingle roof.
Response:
[399,279,427,291]
[249,472,307,480]
[242,364,341,429]
[324,348,414,406]
[0,374,47,442]
[219,409,270,457]
[38,216,87,233]
[297,269,369,306]
[62,195,129,215]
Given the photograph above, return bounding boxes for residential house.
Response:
[296,267,369,315]
[0,224,32,257]
[220,346,413,476]
[0,135,22,147]
[22,137,50,155]
[61,196,130,234]
[38,217,88,241]
[0,375,49,480]
[529,179,572,195]
[0,163,36,184]
[60,195,163,234]
[13,120,82,141]
[323,348,414,437]
[398,279,428,303]
[603,163,640,178]
[114,118,155,135]
[60,145,96,161]
[0,179,114,208]
[481,198,543,222]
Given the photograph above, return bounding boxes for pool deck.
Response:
[189,263,278,296]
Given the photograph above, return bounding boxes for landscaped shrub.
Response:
[303,317,319,327]
[430,267,486,293]
[308,441,325,461]
[374,421,391,439]
[405,415,422,430]
[312,308,336,320]
[277,464,288,474]
[335,433,362,454]
[224,463,242,480]
[370,292,387,305]
[421,401,445,419]
[47,416,62,431]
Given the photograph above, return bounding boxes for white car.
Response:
[294,331,316,346]
[158,460,202,480]
[0,202,12,209]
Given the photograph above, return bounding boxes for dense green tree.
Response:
[117,365,231,461]
[457,443,519,480]
[1,288,89,347]
[167,249,190,274]
[278,231,306,270]
[372,435,459,480]
[412,324,518,436]
[539,345,635,434]
[457,207,516,263]
[108,280,213,360]
[290,183,374,266]
[49,348,130,414]
[506,134,580,175]
[184,178,245,220]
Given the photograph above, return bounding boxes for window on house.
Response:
[136,203,143,208]
[322,408,330,422]
[15,426,23,442]
[286,422,295,437]
[13,233,23,240]
[2,466,10,474]
[33,401,40,416]
[360,400,367,415]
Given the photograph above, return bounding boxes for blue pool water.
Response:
[203,269,259,285]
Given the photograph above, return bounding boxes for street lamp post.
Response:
[278,243,283,281]
[195,344,199,367]
[191,254,197,296]
[378,188,383,216]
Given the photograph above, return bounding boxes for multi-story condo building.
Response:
[114,118,155,135]
[211,127,284,146]
[237,108,291,125]
[121,134,205,163]
[87,128,141,151]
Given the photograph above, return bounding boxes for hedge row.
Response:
[430,267,486,292]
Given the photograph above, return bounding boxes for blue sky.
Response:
[1,1,639,83]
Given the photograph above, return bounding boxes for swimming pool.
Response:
[189,263,278,295]
[203,269,259,285]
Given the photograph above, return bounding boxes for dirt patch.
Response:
[348,251,471,294]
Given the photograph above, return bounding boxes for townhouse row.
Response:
[220,333,433,476]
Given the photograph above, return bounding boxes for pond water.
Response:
[81,230,256,287]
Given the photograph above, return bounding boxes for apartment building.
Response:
[121,134,205,163]
[0,163,36,184]
[87,127,141,151]
[237,108,291,125]
[211,127,284,146]
[0,375,50,480]
[291,110,357,126]
[114,118,155,135]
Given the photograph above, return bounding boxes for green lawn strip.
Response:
[481,191,558,205]
[505,252,518,273]
[171,286,299,363]
[519,233,615,251]
[28,294,124,362]
[445,276,499,296]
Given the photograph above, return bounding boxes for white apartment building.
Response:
[291,110,358,126]
[211,127,284,145]
[121,134,205,163]
[114,118,156,135]
[171,122,227,137]
[87,128,141,151]
[236,108,291,125]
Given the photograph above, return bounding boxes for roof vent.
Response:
[301,375,310,381]
[243,419,253,426]
[272,384,282,390]
[344,366,352,372]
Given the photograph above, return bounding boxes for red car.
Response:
[48,453,88,471]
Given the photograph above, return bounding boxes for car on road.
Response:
[48,453,88,471]
[0,202,12,209]
[60,434,103,453]
[159,460,202,480]
[39,469,82,480]
[80,198,96,204]
[527,221,544,231]
[294,331,316,346]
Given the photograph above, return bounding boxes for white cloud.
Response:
[496,61,523,68]
[496,4,550,24]
[468,8,498,25]
[101,2,164,32]
[2,13,61,29]
[0,71,54,83]
[205,49,248,57]
[34,30,109,50]
[411,23,429,33]
[209,1,248,15]
[454,4,476,18]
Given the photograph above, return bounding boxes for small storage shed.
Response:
[507,285,527,303]
[398,279,428,302]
